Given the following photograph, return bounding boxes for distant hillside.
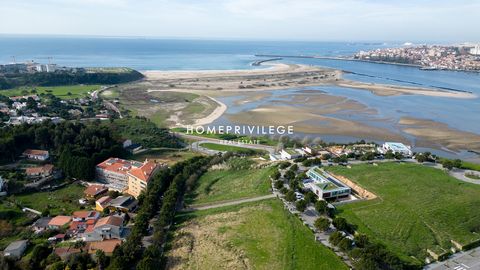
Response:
[0,67,143,89]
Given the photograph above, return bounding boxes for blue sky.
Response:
[0,0,479,42]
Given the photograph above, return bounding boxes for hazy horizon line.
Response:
[0,33,476,45]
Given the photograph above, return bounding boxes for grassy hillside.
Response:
[0,85,101,99]
[166,199,347,270]
[328,162,480,261]
[186,166,274,205]
[200,142,267,155]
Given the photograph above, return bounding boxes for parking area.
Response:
[426,247,480,270]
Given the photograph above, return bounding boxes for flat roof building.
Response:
[381,142,412,156]
[305,167,351,200]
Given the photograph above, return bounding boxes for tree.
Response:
[314,217,330,232]
[29,243,52,269]
[290,164,298,171]
[394,152,404,160]
[295,199,307,212]
[415,153,426,163]
[274,180,284,189]
[442,160,454,170]
[285,190,296,202]
[384,150,394,159]
[354,234,370,248]
[333,217,349,232]
[329,231,344,246]
[453,159,462,169]
[304,191,317,204]
[271,170,281,180]
[284,170,295,180]
[95,250,108,270]
[338,238,353,251]
[314,200,328,214]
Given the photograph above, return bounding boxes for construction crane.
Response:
[10,56,16,64]
[37,56,53,64]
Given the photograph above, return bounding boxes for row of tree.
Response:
[107,156,214,270]
[0,69,143,90]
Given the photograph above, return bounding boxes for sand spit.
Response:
[399,117,480,152]
[227,105,405,142]
[335,80,476,99]
[142,63,475,99]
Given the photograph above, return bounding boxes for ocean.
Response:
[1,36,479,159]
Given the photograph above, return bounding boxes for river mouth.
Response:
[207,86,480,161]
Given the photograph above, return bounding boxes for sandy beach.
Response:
[142,63,476,99]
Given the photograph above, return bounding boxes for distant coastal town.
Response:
[354,44,480,71]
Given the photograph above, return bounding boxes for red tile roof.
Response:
[48,216,72,227]
[97,158,158,182]
[128,161,158,182]
[96,196,112,206]
[25,164,54,175]
[84,185,108,197]
[94,215,123,228]
[87,239,122,254]
[23,149,49,156]
[96,158,138,175]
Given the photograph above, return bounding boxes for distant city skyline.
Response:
[0,0,479,42]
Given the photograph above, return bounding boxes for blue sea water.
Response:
[1,36,479,158]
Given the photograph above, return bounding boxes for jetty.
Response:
[251,57,282,66]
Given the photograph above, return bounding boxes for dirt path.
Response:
[183,194,276,211]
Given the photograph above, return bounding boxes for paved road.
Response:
[425,246,480,270]
[183,194,276,211]
[179,133,276,155]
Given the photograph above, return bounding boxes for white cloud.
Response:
[0,0,479,41]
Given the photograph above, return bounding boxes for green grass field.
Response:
[0,85,101,99]
[200,142,267,155]
[172,127,282,146]
[328,162,480,261]
[12,183,85,216]
[131,148,202,166]
[169,199,347,270]
[186,166,275,205]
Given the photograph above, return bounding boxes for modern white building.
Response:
[280,149,304,160]
[381,142,412,156]
[470,45,480,56]
[304,167,351,200]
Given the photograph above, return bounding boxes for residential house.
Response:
[25,164,54,178]
[87,239,122,256]
[23,149,49,161]
[3,240,28,259]
[32,217,52,233]
[108,196,137,213]
[95,196,112,212]
[123,139,142,154]
[83,185,108,200]
[48,216,72,230]
[72,211,100,222]
[82,215,124,242]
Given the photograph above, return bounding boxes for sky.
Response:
[0,0,479,42]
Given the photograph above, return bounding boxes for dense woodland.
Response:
[0,69,143,90]
[0,118,182,180]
